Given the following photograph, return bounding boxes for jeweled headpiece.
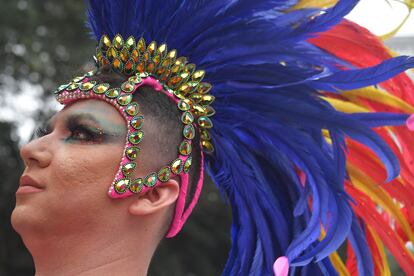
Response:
[51,0,414,274]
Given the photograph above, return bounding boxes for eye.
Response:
[66,124,103,143]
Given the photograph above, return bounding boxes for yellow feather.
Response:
[329,251,350,276]
[367,225,391,276]
[290,0,337,10]
[320,96,369,113]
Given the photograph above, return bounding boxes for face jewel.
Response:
[129,131,144,144]
[144,173,157,187]
[122,162,136,176]
[181,111,194,124]
[177,99,191,111]
[198,116,213,129]
[183,124,195,140]
[79,81,97,91]
[125,102,139,116]
[126,146,140,160]
[66,83,79,91]
[197,82,212,94]
[105,88,120,98]
[131,115,144,130]
[202,140,215,153]
[117,94,133,106]
[157,166,171,182]
[121,81,135,93]
[179,140,192,156]
[129,178,143,193]
[113,34,124,50]
[171,158,183,174]
[128,75,142,84]
[93,83,110,94]
[114,178,130,194]
[183,156,192,173]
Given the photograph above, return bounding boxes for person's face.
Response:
[12,99,131,237]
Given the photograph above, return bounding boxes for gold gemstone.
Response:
[144,173,157,187]
[177,99,190,111]
[200,95,215,106]
[184,63,196,75]
[126,146,140,160]
[113,58,123,71]
[183,124,195,139]
[183,157,192,173]
[129,178,143,193]
[179,140,192,156]
[158,44,167,56]
[155,66,167,77]
[117,94,133,106]
[120,47,130,63]
[148,41,157,54]
[181,111,194,124]
[80,81,96,91]
[129,131,144,144]
[124,60,135,75]
[160,69,171,82]
[125,102,139,116]
[192,70,205,82]
[171,158,183,174]
[72,75,85,83]
[138,38,146,53]
[175,57,187,66]
[131,115,144,130]
[197,82,212,94]
[66,83,79,91]
[167,76,182,88]
[192,104,206,116]
[99,35,111,50]
[101,57,110,66]
[198,116,213,129]
[143,51,150,62]
[168,49,177,60]
[200,130,211,140]
[180,71,190,81]
[147,62,155,73]
[131,49,139,62]
[114,179,130,194]
[122,162,136,176]
[190,93,202,103]
[173,89,186,99]
[202,140,214,153]
[157,166,171,182]
[161,58,172,68]
[93,83,110,94]
[113,34,124,50]
[177,84,193,95]
[136,62,145,73]
[125,36,136,50]
[152,54,161,65]
[128,75,142,84]
[106,46,117,61]
[121,81,135,93]
[105,88,120,98]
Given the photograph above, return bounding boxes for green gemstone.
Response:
[198,116,213,129]
[181,111,194,124]
[177,99,190,111]
[144,173,157,187]
[129,131,144,144]
[93,83,110,94]
[129,178,143,193]
[128,75,142,84]
[122,162,136,176]
[105,88,120,98]
[183,124,195,140]
[121,81,135,93]
[117,94,133,106]
[126,146,140,160]
[114,179,130,194]
[131,116,144,130]
[72,75,85,83]
[139,72,149,78]
[183,157,192,173]
[125,102,139,116]
[54,83,69,94]
[171,158,183,174]
[79,81,97,91]
[66,83,79,91]
[158,166,171,182]
[197,82,212,94]
[179,140,192,156]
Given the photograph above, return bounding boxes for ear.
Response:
[128,178,180,216]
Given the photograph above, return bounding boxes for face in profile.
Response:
[12,99,131,237]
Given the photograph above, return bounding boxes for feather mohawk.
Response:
[86,0,414,275]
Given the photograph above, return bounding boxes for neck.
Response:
[24,225,156,276]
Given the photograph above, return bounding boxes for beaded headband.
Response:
[53,34,214,237]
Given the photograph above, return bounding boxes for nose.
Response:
[20,137,53,169]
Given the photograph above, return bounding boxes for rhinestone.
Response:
[122,162,136,176]
[197,82,212,94]
[177,99,190,111]
[125,102,139,116]
[148,41,157,54]
[158,44,167,56]
[143,51,150,62]
[179,140,192,155]
[190,93,202,103]
[80,81,96,91]
[129,178,143,193]
[131,49,139,62]
[72,75,86,83]
[121,81,135,93]
[183,157,192,173]
[200,95,215,106]
[106,46,117,61]
[128,75,142,84]
[184,64,196,75]
[85,71,95,77]
[136,62,145,73]
[54,83,69,94]
[120,47,130,63]
[99,35,111,50]
[147,62,155,73]
[192,104,206,116]
[93,83,110,94]
[129,131,144,144]
[202,140,214,153]
[139,72,149,78]
[113,34,124,50]
[198,116,213,129]
[125,36,136,50]
[66,83,79,91]
[131,115,144,130]
[144,173,157,187]
[205,105,216,117]
[158,166,171,182]
[173,88,186,99]
[112,58,123,71]
[168,49,177,60]
[177,84,193,95]
[106,88,120,98]
[183,124,195,139]
[175,57,187,66]
[114,179,130,194]
[124,60,135,75]
[126,146,140,160]
[192,70,205,82]
[117,94,133,106]
[171,158,183,174]
[137,38,146,53]
[181,111,194,124]
[200,130,211,140]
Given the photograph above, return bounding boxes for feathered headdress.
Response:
[60,0,414,274]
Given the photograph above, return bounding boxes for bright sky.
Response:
[347,0,414,37]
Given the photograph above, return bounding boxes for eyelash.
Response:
[34,124,103,143]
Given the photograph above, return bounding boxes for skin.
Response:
[11,99,179,276]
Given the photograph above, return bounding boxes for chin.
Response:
[11,204,42,236]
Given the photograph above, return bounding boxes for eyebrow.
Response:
[65,112,125,137]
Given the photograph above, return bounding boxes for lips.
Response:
[17,175,44,194]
